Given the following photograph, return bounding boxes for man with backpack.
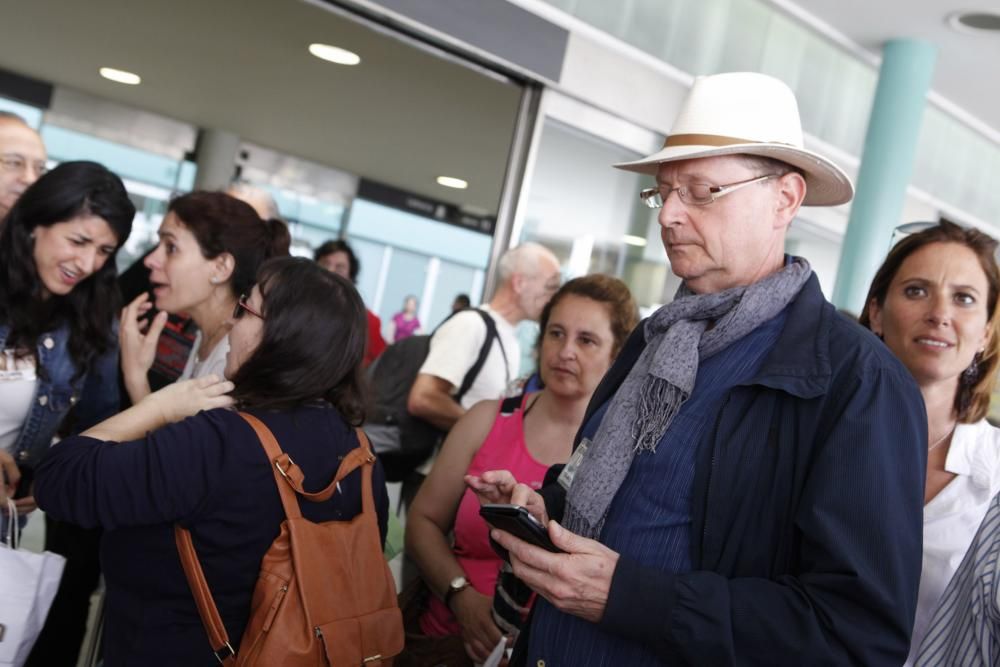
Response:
[365,243,561,486]
[408,242,561,432]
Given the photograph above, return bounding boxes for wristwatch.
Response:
[444,575,470,609]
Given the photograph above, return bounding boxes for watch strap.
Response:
[444,578,469,609]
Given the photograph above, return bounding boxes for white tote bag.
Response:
[0,500,66,667]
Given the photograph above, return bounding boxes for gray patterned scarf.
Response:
[563,258,812,539]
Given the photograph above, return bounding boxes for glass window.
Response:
[0,96,43,127]
[518,118,666,309]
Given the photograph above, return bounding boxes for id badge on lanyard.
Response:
[557,437,591,491]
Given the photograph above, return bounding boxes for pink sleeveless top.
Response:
[420,393,549,637]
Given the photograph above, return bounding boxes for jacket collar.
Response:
[742,272,832,400]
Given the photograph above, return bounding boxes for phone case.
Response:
[479,504,563,557]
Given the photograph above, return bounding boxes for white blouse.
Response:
[0,349,37,453]
[179,332,230,382]
[905,419,1000,666]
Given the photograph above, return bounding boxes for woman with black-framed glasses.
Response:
[34,257,393,665]
[118,191,288,405]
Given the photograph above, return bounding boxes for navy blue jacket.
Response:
[35,405,389,667]
[518,274,927,666]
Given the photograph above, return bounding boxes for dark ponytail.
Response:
[264,217,291,259]
[168,192,290,298]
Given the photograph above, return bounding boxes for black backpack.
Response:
[365,309,502,482]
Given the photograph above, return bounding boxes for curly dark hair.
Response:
[228,257,368,423]
[314,239,359,283]
[536,274,639,359]
[0,161,135,373]
[859,221,1000,423]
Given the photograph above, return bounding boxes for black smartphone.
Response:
[479,503,564,555]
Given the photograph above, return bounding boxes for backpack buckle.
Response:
[213,642,235,664]
[274,456,295,479]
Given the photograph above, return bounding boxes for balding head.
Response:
[0,113,46,221]
[225,181,280,220]
[496,242,561,322]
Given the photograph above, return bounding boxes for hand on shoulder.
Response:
[143,375,235,425]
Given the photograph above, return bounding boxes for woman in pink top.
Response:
[402,275,638,665]
[390,295,421,342]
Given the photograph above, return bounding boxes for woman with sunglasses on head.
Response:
[34,257,392,665]
[119,190,289,404]
[0,161,135,666]
[859,221,1000,665]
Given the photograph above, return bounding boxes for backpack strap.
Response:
[241,412,375,503]
[174,526,236,665]
[454,309,505,403]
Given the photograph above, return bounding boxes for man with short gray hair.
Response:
[0,111,46,221]
[408,242,560,431]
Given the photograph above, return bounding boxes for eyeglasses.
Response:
[639,174,777,208]
[233,294,264,320]
[0,154,48,178]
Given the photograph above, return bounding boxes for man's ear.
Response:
[772,172,807,230]
[510,272,527,295]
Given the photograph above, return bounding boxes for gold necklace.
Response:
[928,424,957,453]
[198,320,230,361]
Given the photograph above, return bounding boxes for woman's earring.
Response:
[210,277,220,285]
[963,353,982,384]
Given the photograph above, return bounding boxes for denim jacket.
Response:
[1,321,120,469]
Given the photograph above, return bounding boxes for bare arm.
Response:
[405,399,502,660]
[0,450,19,507]
[407,373,465,431]
[83,375,234,442]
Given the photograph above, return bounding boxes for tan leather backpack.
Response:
[175,412,404,666]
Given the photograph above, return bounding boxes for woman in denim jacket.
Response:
[0,161,135,665]
[0,160,134,508]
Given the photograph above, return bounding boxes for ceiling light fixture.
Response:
[99,67,141,85]
[308,43,361,66]
[436,176,468,189]
[623,234,647,247]
[947,10,1000,33]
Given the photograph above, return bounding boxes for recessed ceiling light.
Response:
[623,234,647,247]
[308,43,361,66]
[99,67,141,85]
[436,176,468,189]
[947,10,1000,33]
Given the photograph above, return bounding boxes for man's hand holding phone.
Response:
[467,469,620,625]
[465,469,548,525]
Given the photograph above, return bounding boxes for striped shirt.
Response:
[916,491,1000,666]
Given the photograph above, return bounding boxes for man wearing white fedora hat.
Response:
[470,72,927,665]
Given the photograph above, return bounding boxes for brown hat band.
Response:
[663,133,757,148]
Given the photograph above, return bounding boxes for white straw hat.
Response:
[614,72,854,207]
